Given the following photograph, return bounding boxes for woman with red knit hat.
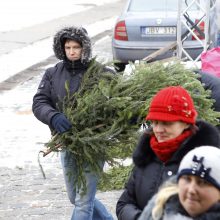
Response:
[116,86,220,220]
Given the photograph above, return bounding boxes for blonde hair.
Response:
[152,183,178,220]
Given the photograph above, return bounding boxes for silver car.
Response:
[112,0,216,71]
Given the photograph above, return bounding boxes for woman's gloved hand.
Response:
[51,113,72,134]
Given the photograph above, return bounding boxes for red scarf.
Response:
[150,130,193,163]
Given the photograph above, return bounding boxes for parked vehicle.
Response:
[112,0,217,71]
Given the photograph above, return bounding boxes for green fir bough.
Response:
[46,60,220,191]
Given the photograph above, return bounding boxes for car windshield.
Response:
[128,0,201,12]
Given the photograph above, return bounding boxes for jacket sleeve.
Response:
[197,71,220,111]
[32,69,59,126]
[116,168,142,220]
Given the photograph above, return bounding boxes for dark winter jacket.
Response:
[116,120,220,220]
[197,70,220,112]
[139,177,220,220]
[197,70,220,131]
[32,26,114,130]
[32,61,86,127]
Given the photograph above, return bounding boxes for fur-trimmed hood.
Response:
[139,188,220,220]
[133,120,220,167]
[53,26,92,64]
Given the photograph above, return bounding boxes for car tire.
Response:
[114,62,127,72]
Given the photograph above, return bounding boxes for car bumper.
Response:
[112,41,203,63]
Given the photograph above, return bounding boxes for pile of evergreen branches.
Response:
[46,60,220,191]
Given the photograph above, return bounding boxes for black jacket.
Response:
[32,61,88,127]
[32,26,114,131]
[198,71,220,112]
[32,26,92,129]
[197,70,220,131]
[116,120,220,220]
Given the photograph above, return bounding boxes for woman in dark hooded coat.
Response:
[116,86,220,220]
[32,26,114,220]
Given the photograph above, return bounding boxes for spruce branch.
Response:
[40,60,220,191]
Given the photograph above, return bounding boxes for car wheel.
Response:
[114,62,127,72]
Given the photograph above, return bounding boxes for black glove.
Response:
[51,113,72,134]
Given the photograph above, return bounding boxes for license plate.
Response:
[142,26,176,35]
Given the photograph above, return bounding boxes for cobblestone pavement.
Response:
[0,36,122,220]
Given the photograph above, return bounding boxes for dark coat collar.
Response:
[133,120,220,167]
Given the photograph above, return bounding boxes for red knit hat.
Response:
[146,86,197,124]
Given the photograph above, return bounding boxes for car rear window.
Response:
[128,0,201,12]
